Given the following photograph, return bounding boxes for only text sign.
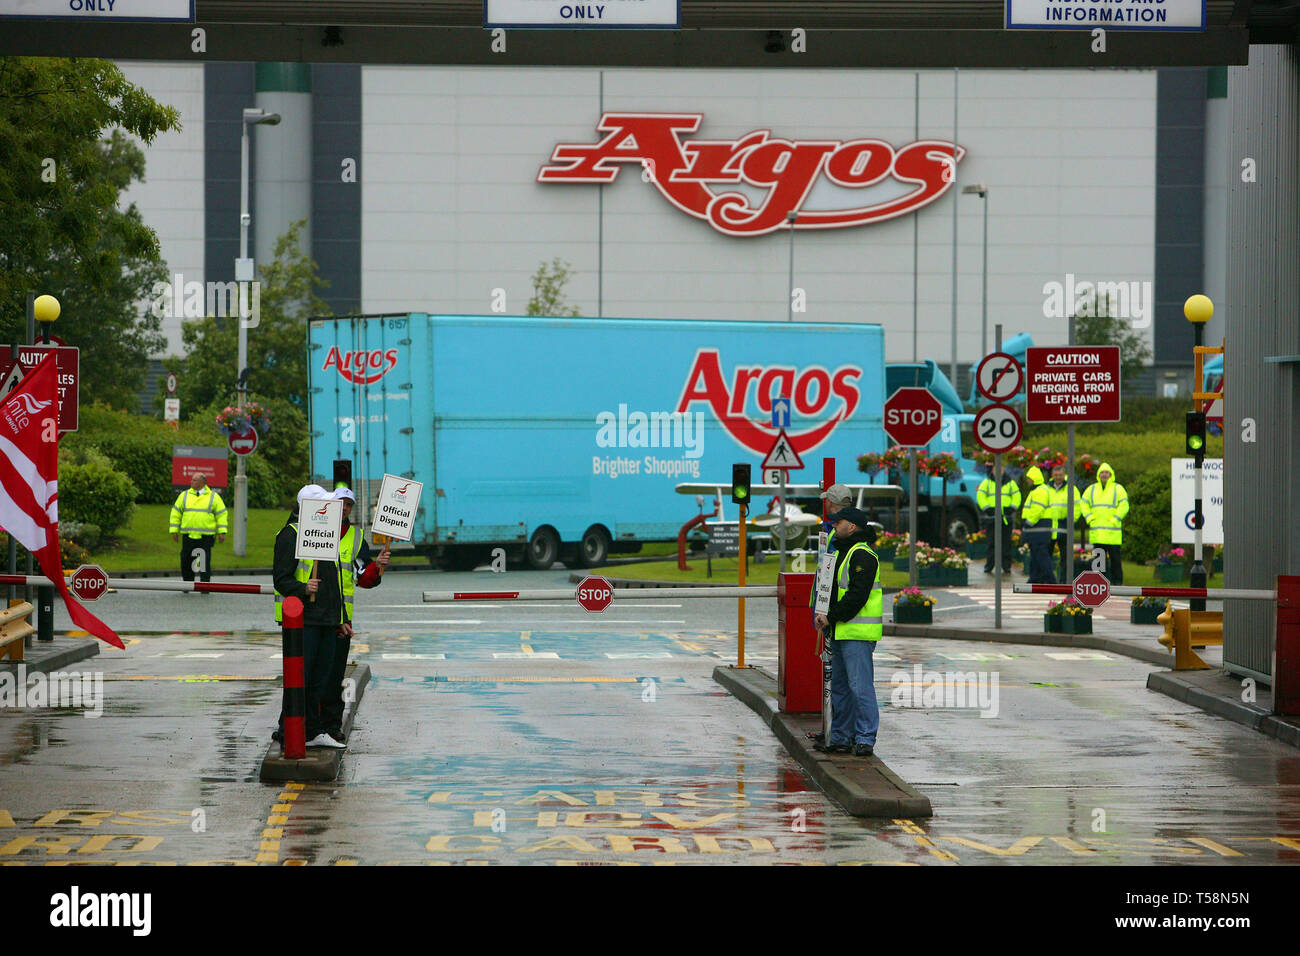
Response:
[1025,346,1120,423]
[372,474,423,542]
[296,497,343,562]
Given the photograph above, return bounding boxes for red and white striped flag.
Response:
[0,354,122,649]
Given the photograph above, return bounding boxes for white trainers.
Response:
[306,733,345,749]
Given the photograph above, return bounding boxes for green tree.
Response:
[526,257,581,317]
[1074,287,1153,387]
[0,58,179,402]
[170,220,328,502]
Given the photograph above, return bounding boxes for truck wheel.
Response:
[947,506,979,549]
[526,527,560,570]
[578,526,610,568]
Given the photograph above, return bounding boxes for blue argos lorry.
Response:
[306,313,986,570]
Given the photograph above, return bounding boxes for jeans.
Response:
[320,628,352,734]
[830,637,879,746]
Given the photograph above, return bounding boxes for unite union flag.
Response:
[0,354,122,648]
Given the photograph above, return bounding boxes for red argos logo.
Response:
[677,350,861,456]
[539,113,965,237]
[323,347,400,385]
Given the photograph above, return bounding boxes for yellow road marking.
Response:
[894,819,959,862]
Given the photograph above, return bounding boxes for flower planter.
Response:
[893,557,911,572]
[1045,614,1093,634]
[893,603,933,625]
[919,566,968,587]
[876,548,896,563]
[1130,605,1164,625]
[1213,557,1224,573]
[1155,564,1186,583]
[966,542,988,560]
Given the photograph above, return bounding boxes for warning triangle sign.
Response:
[761,430,804,470]
[0,362,25,402]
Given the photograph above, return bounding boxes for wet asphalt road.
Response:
[1,568,1298,866]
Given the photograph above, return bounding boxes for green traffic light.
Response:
[1189,436,1204,451]
[736,488,748,499]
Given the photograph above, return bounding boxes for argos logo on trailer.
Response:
[676,349,862,457]
[539,113,964,237]
[322,347,400,385]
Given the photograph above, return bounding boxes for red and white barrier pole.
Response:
[0,574,275,595]
[280,595,307,759]
[1013,583,1277,601]
[423,586,780,603]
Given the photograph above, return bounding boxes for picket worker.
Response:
[273,484,347,749]
[976,469,1021,574]
[168,473,227,585]
[812,506,882,758]
[317,487,389,744]
[1081,462,1129,584]
[1020,466,1056,584]
[817,482,855,552]
[1046,464,1086,582]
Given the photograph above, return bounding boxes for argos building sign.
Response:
[539,112,965,237]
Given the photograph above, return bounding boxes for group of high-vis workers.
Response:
[977,461,1129,584]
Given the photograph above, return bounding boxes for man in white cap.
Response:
[272,484,347,749]
[317,486,389,744]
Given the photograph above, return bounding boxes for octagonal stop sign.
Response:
[883,387,944,447]
[70,564,110,602]
[575,575,614,613]
[1072,570,1110,609]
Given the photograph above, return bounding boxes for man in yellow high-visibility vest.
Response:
[1081,462,1129,584]
[169,473,227,585]
[812,506,882,758]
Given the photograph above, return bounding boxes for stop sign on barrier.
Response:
[1072,570,1110,609]
[575,575,614,613]
[70,564,110,602]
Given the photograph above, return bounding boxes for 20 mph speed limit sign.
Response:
[974,403,1023,454]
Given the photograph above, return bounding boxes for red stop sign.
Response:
[575,575,614,613]
[70,564,110,602]
[883,387,944,447]
[1072,570,1110,609]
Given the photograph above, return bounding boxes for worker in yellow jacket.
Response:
[1081,462,1129,583]
[169,473,228,584]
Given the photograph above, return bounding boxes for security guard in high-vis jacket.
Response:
[1045,464,1085,582]
[169,473,228,584]
[1081,461,1128,584]
[812,507,882,758]
[1020,466,1056,584]
[976,471,1022,574]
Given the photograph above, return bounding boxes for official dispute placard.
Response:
[1025,346,1121,423]
[295,497,343,561]
[372,474,423,542]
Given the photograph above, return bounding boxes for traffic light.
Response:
[1185,411,1206,461]
[332,459,352,492]
[731,463,751,506]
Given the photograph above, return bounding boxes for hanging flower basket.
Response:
[215,402,271,438]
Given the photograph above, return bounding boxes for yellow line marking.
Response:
[262,828,283,839]
[255,852,277,863]
[893,819,959,862]
[267,815,287,825]
[520,630,533,654]
[271,803,292,813]
[259,840,280,851]
[278,792,299,802]
[260,781,306,866]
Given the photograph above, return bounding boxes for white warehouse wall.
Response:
[360,67,1157,366]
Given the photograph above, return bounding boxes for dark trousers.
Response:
[278,624,337,741]
[1096,544,1124,585]
[1025,530,1055,584]
[982,518,1014,572]
[180,535,214,582]
[320,630,352,734]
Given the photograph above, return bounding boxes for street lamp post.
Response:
[962,184,989,358]
[1185,294,1214,611]
[234,107,280,558]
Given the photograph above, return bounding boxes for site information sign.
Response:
[0,0,195,21]
[1005,0,1206,31]
[486,0,680,28]
[0,345,79,432]
[372,474,424,542]
[171,445,228,489]
[296,497,343,562]
[1025,346,1121,423]
[1172,458,1224,546]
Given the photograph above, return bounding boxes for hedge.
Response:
[58,460,138,536]
[1123,469,1172,565]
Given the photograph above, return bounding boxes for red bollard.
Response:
[1276,576,1300,716]
[281,596,307,759]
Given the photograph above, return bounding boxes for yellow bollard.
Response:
[1157,602,1223,670]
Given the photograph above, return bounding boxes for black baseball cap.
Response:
[827,507,873,529]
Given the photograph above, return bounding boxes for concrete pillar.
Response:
[254,63,312,269]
